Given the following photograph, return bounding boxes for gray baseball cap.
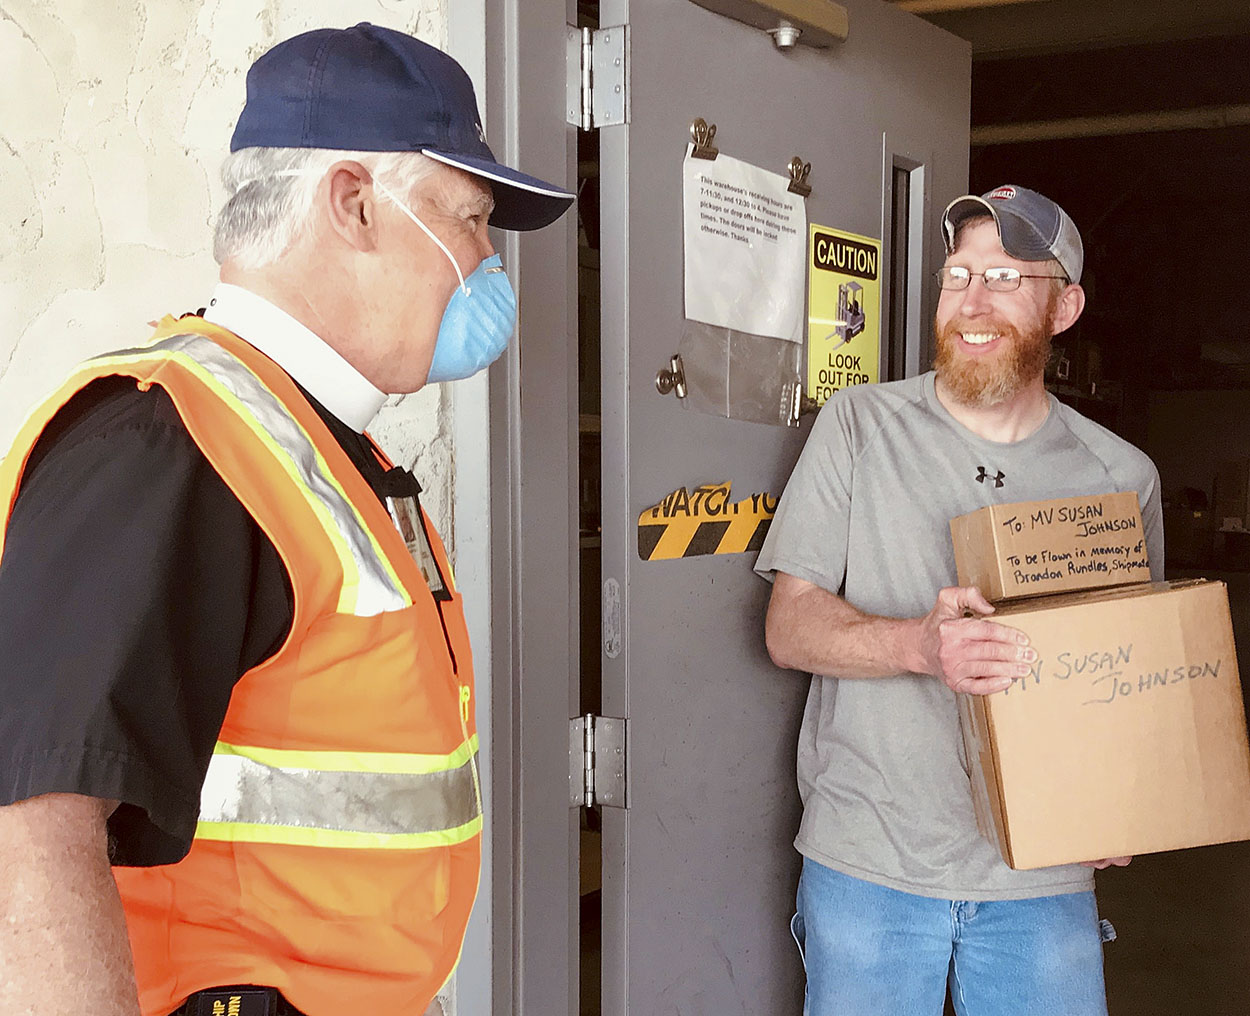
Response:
[941,184,1083,284]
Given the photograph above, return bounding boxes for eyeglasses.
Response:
[936,266,1068,292]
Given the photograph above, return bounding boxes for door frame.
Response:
[445,11,496,1016]
[484,1,582,1013]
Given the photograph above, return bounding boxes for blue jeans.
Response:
[792,857,1113,1016]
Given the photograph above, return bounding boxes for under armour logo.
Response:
[976,466,1005,487]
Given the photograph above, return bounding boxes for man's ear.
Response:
[324,161,377,252]
[1051,282,1086,336]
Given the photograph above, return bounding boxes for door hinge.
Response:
[565,24,630,131]
[569,714,627,808]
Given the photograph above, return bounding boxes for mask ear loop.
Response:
[241,169,473,296]
[372,178,471,297]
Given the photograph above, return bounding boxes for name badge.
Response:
[388,495,452,600]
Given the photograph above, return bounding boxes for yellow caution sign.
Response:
[638,482,778,561]
[807,224,881,408]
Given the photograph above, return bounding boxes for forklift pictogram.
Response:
[833,281,865,346]
[819,280,867,352]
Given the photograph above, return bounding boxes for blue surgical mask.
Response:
[425,254,516,383]
[375,180,517,384]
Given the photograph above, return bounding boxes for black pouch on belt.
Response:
[172,985,304,1016]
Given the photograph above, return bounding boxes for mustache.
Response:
[937,318,1022,342]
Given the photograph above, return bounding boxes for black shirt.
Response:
[0,371,417,865]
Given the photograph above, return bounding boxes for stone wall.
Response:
[0,0,458,549]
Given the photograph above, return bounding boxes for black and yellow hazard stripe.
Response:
[637,482,778,561]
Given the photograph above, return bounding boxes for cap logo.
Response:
[988,186,1017,201]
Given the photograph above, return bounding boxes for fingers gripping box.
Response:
[950,492,1151,601]
[960,580,1250,869]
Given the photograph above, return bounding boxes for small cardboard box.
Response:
[960,579,1250,870]
[950,492,1150,601]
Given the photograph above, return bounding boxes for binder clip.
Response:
[787,157,812,197]
[690,118,719,160]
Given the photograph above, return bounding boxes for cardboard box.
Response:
[950,492,1150,601]
[960,579,1250,869]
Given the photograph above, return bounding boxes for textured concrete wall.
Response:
[0,0,460,552]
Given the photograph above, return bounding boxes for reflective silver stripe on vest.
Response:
[199,749,482,836]
[98,335,408,616]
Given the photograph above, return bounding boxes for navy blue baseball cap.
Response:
[230,23,574,231]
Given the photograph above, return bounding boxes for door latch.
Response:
[655,353,687,399]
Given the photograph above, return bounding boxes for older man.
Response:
[0,24,571,1016]
[757,186,1163,1015]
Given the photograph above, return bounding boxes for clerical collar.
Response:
[202,283,387,432]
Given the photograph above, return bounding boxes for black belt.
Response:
[170,986,305,1016]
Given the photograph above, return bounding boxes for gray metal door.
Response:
[594,2,971,1013]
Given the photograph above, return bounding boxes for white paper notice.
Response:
[683,148,806,343]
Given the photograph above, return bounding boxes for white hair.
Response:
[213,147,441,268]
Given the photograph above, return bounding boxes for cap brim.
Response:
[423,149,575,231]
[941,195,998,252]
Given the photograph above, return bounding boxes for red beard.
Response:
[933,311,1054,409]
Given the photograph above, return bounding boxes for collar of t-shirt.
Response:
[201,283,387,433]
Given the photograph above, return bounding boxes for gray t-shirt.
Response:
[755,371,1164,901]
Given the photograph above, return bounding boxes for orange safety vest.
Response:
[0,316,481,1016]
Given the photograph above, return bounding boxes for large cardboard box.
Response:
[960,579,1250,869]
[950,492,1150,601]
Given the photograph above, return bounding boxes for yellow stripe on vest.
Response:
[195,815,483,851]
[90,336,409,616]
[209,735,479,774]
